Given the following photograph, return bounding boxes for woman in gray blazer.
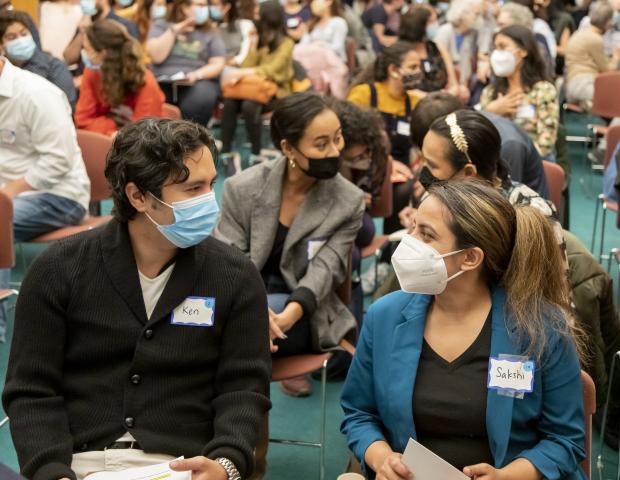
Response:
[215,92,365,396]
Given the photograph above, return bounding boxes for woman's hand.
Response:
[485,91,524,117]
[463,463,505,480]
[269,302,302,334]
[171,17,195,36]
[376,453,413,480]
[268,310,287,353]
[391,160,414,184]
[109,105,134,127]
[169,457,227,480]
[398,206,417,231]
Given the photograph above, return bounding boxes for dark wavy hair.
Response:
[398,5,433,43]
[487,25,552,98]
[105,118,219,223]
[270,92,331,150]
[351,40,416,87]
[428,109,510,186]
[256,0,287,51]
[328,98,388,198]
[85,19,145,107]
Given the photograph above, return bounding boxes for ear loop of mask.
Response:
[434,248,466,283]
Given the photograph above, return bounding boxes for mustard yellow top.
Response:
[347,81,420,117]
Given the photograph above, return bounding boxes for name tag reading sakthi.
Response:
[487,357,535,393]
[171,297,215,327]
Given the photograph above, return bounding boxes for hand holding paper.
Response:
[401,438,469,480]
[84,458,190,480]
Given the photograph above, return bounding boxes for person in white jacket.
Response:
[0,56,90,341]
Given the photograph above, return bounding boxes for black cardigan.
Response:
[2,220,271,480]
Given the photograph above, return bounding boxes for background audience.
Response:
[147,0,225,126]
[75,19,164,135]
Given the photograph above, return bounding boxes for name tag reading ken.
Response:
[171,297,215,327]
[487,357,535,393]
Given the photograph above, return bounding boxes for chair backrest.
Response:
[592,72,620,120]
[162,103,182,120]
[0,190,14,270]
[542,161,565,212]
[581,370,596,479]
[368,156,394,218]
[604,125,620,170]
[76,129,113,203]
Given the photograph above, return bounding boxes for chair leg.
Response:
[600,205,608,263]
[592,194,601,253]
[319,359,327,480]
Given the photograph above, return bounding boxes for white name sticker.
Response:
[487,357,534,393]
[308,239,327,261]
[516,103,536,120]
[397,121,411,136]
[171,297,215,327]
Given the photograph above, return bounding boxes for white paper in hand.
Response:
[84,457,191,480]
[402,438,470,480]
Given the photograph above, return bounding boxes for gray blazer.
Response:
[214,157,365,351]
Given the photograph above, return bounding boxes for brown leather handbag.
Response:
[222,75,278,104]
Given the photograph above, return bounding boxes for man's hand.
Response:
[169,457,227,480]
[1,179,32,199]
[376,452,413,480]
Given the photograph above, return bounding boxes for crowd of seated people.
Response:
[2,0,620,479]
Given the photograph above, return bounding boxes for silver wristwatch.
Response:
[215,457,241,480]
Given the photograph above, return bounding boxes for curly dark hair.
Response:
[85,19,145,107]
[105,118,219,223]
[327,98,388,199]
[487,25,552,98]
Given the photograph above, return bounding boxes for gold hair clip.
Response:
[445,113,472,164]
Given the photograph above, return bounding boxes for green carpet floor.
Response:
[2,114,620,479]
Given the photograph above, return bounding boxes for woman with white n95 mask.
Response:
[341,180,587,480]
[480,24,559,160]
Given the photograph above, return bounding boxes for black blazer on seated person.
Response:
[2,219,271,480]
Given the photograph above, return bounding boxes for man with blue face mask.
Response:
[0,0,40,48]
[2,118,271,480]
[0,10,77,108]
[63,0,139,66]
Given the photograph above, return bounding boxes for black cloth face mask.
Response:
[294,148,342,180]
[419,166,441,190]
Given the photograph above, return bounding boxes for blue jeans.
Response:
[0,193,86,341]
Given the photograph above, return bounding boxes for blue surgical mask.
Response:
[5,35,36,62]
[81,49,101,70]
[614,10,620,25]
[80,0,98,16]
[146,192,220,248]
[151,4,167,19]
[193,5,209,25]
[209,5,222,21]
[118,0,133,6]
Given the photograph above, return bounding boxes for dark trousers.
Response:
[160,80,220,126]
[221,98,265,154]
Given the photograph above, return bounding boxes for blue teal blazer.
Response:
[341,287,586,480]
